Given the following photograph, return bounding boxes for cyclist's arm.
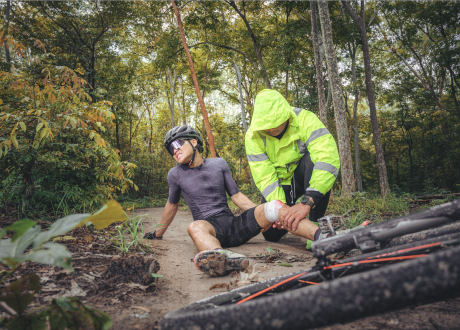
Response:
[231,192,257,212]
[154,201,179,237]
[155,168,181,237]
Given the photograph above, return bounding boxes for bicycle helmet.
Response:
[164,125,204,166]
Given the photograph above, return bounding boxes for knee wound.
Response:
[264,200,285,223]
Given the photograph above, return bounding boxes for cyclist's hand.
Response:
[282,203,311,231]
[144,230,163,240]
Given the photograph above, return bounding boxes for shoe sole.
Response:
[194,253,249,277]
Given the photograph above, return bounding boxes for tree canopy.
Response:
[1,0,459,217]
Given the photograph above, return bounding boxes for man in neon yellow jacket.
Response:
[245,89,340,242]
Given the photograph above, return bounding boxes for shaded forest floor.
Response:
[1,201,460,329]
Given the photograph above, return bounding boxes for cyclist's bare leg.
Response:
[254,204,318,241]
[187,220,222,252]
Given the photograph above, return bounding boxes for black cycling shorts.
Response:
[204,207,262,248]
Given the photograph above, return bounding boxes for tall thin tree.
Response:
[310,2,328,127]
[225,0,272,89]
[234,63,248,132]
[317,0,355,195]
[171,0,216,158]
[342,0,390,197]
[347,39,364,192]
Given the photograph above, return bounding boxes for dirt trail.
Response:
[95,207,460,330]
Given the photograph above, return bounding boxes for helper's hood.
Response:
[250,89,292,132]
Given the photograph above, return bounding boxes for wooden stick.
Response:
[0,301,17,316]
[171,0,216,158]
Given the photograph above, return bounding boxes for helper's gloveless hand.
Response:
[282,203,311,231]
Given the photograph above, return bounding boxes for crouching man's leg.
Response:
[189,220,249,277]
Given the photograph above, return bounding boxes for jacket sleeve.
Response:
[245,131,286,203]
[300,112,340,205]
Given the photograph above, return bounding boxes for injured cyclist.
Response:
[145,125,330,277]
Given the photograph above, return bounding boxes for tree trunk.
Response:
[171,0,216,158]
[114,106,120,151]
[220,2,249,134]
[4,0,11,67]
[352,95,363,192]
[342,0,390,197]
[165,67,177,127]
[310,2,328,127]
[318,0,355,196]
[348,41,363,192]
[227,1,272,89]
[285,8,291,99]
[90,49,96,102]
[447,65,460,115]
[179,77,187,125]
[233,63,248,132]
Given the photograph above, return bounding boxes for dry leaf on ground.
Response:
[209,283,227,290]
[130,306,150,314]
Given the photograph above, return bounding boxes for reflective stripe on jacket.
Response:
[245,89,340,204]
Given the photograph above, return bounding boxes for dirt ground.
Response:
[100,207,460,330]
[2,206,460,330]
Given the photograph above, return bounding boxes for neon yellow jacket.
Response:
[245,89,340,204]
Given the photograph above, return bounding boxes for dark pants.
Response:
[261,152,331,242]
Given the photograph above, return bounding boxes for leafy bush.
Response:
[0,33,137,219]
[0,201,128,329]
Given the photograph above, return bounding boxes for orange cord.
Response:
[236,272,307,305]
[366,242,441,260]
[299,280,320,285]
[325,254,427,269]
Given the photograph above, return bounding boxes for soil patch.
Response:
[102,255,160,286]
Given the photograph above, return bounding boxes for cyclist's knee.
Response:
[188,221,205,237]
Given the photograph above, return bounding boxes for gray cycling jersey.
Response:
[167,158,240,220]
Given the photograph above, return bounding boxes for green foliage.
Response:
[0,26,137,218]
[266,246,279,254]
[327,192,409,221]
[5,297,112,330]
[0,201,128,270]
[0,274,41,315]
[108,211,164,254]
[345,211,367,229]
[1,0,459,221]
[0,201,127,330]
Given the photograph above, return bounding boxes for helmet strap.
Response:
[187,140,197,167]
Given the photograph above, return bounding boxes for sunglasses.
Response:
[169,138,188,155]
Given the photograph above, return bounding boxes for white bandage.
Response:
[264,200,285,223]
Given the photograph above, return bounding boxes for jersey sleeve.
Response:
[167,168,181,204]
[221,158,240,197]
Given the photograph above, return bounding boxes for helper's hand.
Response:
[282,203,311,231]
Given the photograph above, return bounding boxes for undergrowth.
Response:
[328,192,459,228]
[229,189,459,229]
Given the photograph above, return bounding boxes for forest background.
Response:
[1,0,460,220]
